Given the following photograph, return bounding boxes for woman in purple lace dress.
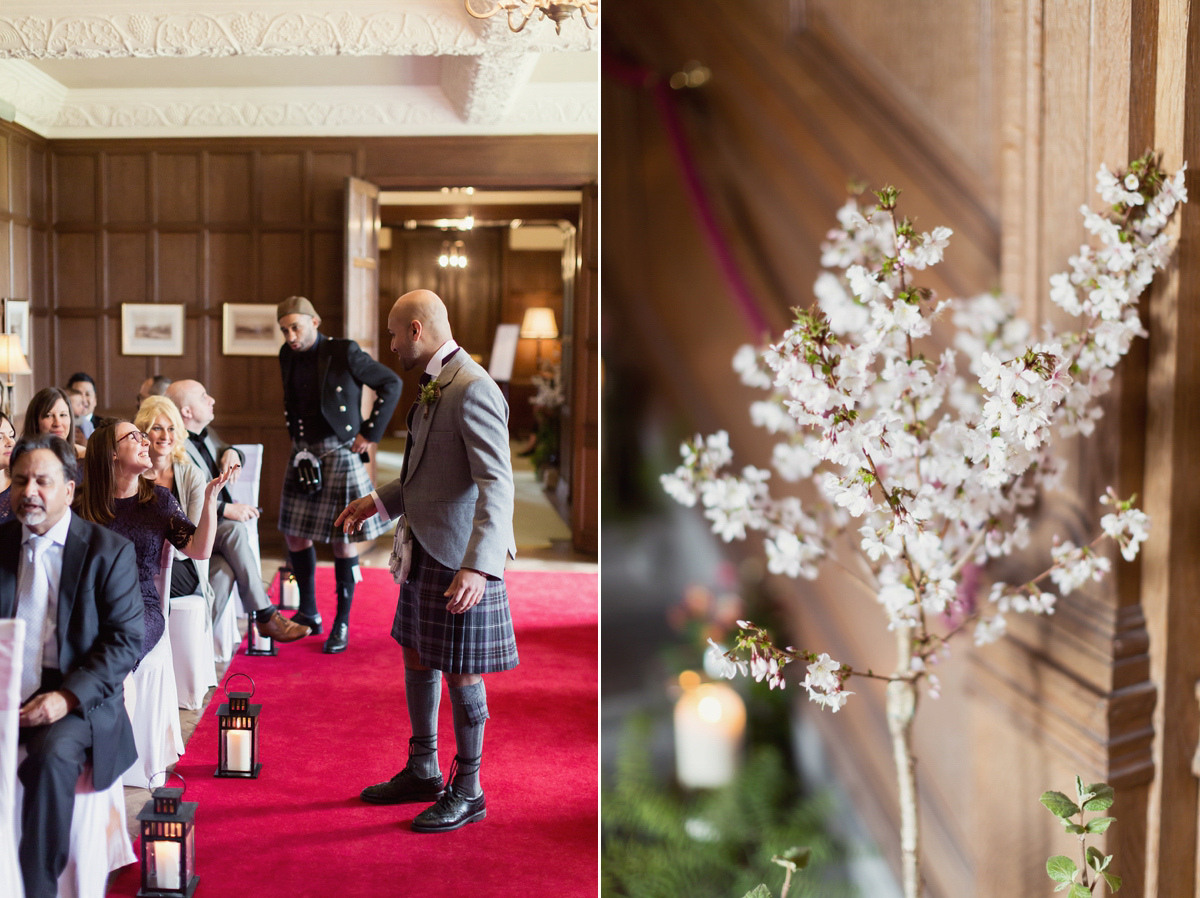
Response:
[0,411,15,524]
[74,419,232,660]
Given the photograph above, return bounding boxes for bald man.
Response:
[276,296,402,653]
[166,379,308,643]
[337,289,517,833]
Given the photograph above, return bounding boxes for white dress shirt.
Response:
[19,510,71,671]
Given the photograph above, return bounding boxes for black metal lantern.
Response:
[245,615,277,656]
[136,772,198,897]
[277,564,299,610]
[214,672,261,778]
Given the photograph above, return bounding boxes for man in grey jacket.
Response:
[336,289,517,833]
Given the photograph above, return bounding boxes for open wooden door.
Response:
[344,176,382,471]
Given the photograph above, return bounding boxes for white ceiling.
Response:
[0,0,598,138]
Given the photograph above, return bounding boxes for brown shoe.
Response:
[257,609,310,643]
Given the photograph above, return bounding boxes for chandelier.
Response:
[465,0,598,34]
[438,240,468,269]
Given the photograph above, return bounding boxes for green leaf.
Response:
[1103,871,1122,892]
[1086,846,1112,871]
[1087,816,1116,834]
[742,887,773,898]
[1047,856,1077,883]
[1070,884,1093,898]
[772,846,811,871]
[1076,775,1093,805]
[1054,884,1070,893]
[1041,791,1082,818]
[1083,783,1115,812]
[1064,822,1088,835]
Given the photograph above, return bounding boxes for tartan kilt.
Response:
[278,436,390,544]
[391,540,519,674]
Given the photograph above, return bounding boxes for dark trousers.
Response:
[16,669,90,898]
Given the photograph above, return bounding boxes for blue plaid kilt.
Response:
[391,540,519,674]
[278,436,390,544]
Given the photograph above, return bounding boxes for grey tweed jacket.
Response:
[377,351,516,580]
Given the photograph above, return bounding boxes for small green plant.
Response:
[740,847,812,898]
[1040,776,1122,895]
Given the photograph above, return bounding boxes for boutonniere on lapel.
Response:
[418,379,441,418]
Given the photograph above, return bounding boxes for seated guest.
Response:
[74,420,228,662]
[135,397,305,640]
[2,434,142,898]
[23,387,84,459]
[136,374,172,412]
[65,372,98,439]
[0,411,15,523]
[165,380,308,642]
[65,389,89,453]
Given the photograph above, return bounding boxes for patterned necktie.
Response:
[16,534,52,702]
[401,372,434,483]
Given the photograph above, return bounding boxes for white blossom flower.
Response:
[805,653,842,692]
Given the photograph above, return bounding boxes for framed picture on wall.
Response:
[222,303,285,356]
[121,303,185,356]
[3,298,30,358]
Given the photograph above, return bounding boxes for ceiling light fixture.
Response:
[465,0,598,34]
[438,240,469,269]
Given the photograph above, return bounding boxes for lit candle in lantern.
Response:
[225,730,251,773]
[151,839,181,890]
[673,675,746,789]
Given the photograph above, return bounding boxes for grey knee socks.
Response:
[405,668,442,778]
[448,680,489,798]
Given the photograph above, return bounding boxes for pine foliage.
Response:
[602,721,854,898]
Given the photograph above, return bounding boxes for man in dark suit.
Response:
[337,289,518,833]
[1,435,143,898]
[166,378,308,643]
[277,295,402,653]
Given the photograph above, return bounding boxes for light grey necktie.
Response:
[16,534,51,702]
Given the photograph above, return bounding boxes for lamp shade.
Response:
[0,333,30,376]
[520,307,558,340]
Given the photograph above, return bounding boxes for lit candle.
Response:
[281,575,298,610]
[226,729,251,772]
[252,623,271,652]
[673,678,746,789]
[151,840,181,890]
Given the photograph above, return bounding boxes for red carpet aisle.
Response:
[110,567,598,898]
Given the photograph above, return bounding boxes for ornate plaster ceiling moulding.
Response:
[0,9,483,59]
[441,51,539,124]
[0,58,67,131]
[45,84,594,137]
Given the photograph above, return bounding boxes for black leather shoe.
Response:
[412,784,486,833]
[322,621,348,653]
[290,611,322,635]
[360,767,444,805]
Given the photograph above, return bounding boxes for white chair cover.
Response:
[123,541,184,789]
[212,596,240,664]
[0,618,27,898]
[4,620,136,898]
[168,589,216,710]
[228,442,264,594]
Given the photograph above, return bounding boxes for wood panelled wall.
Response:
[0,119,48,413]
[605,0,1198,894]
[33,135,595,555]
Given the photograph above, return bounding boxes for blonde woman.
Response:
[135,395,308,642]
[136,395,216,607]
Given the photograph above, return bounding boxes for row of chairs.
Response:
[0,445,262,897]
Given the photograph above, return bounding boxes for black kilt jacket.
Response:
[279,335,402,445]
